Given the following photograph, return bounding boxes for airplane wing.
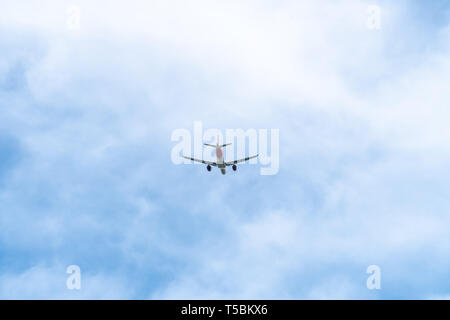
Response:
[225,154,258,166]
[183,156,217,166]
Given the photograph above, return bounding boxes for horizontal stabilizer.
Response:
[204,143,232,148]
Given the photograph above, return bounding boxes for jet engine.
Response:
[207,165,212,172]
[232,164,237,171]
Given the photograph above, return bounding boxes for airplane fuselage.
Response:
[216,146,226,175]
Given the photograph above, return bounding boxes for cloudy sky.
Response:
[0,0,450,299]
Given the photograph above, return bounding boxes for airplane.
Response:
[183,136,258,175]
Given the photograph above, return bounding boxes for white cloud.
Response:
[0,264,132,299]
[1,0,450,299]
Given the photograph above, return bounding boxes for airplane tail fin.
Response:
[204,135,232,148]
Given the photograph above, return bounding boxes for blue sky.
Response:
[0,0,450,299]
